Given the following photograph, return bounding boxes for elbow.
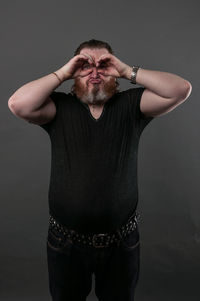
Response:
[176,81,192,102]
[183,81,192,101]
[184,80,192,95]
[8,97,24,116]
[8,98,16,113]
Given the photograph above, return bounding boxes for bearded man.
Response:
[8,39,192,301]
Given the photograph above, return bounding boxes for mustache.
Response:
[70,77,120,95]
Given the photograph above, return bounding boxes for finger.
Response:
[74,69,92,78]
[96,57,111,67]
[79,72,91,78]
[76,54,93,65]
[81,53,95,64]
[97,53,111,61]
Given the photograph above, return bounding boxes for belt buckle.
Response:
[92,233,107,248]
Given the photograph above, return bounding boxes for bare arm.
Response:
[124,67,192,117]
[8,70,66,124]
[92,52,192,117]
[8,53,94,125]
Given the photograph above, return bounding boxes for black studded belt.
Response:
[48,211,140,248]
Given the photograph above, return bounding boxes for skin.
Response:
[69,48,192,119]
[72,48,120,117]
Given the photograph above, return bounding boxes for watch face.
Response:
[131,72,136,80]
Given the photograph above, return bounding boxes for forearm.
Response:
[125,66,191,99]
[8,68,66,115]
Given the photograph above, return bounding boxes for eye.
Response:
[99,63,107,69]
[82,63,92,69]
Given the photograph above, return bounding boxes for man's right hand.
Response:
[55,54,95,82]
[8,53,96,124]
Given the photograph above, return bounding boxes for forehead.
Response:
[79,48,109,62]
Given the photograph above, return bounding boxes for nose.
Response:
[90,66,100,78]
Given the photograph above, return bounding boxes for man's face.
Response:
[73,48,118,106]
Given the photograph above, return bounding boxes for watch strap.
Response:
[130,66,140,84]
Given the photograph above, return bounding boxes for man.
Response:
[8,39,192,301]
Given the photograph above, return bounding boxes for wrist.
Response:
[123,66,133,80]
[129,66,141,84]
[54,68,69,82]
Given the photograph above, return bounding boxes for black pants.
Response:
[46,218,140,301]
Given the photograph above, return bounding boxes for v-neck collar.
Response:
[73,92,117,122]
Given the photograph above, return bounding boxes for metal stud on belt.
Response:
[49,212,139,248]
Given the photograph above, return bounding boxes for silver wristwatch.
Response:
[130,66,140,84]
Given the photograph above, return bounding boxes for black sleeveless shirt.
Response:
[38,87,154,234]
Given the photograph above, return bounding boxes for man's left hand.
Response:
[96,53,132,79]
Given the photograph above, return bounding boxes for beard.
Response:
[72,77,118,106]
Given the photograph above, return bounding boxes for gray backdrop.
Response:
[1,0,199,300]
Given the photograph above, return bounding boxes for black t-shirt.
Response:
[37,87,154,234]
